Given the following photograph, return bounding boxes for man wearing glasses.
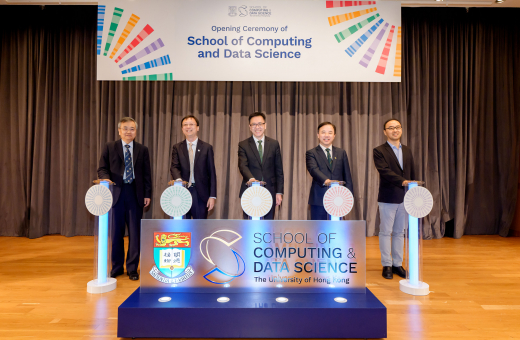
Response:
[238,112,284,219]
[170,115,217,219]
[97,117,152,281]
[373,118,416,280]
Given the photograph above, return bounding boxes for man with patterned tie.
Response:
[97,117,152,281]
[306,122,354,220]
[238,112,284,220]
[170,115,217,219]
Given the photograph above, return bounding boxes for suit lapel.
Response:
[132,141,141,167]
[180,140,189,165]
[116,139,124,163]
[248,137,262,167]
[331,146,338,173]
[194,140,203,167]
[263,137,272,165]
[383,142,402,170]
[316,145,331,171]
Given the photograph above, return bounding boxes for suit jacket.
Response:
[306,145,354,206]
[373,142,416,204]
[238,136,284,198]
[97,139,152,207]
[170,139,217,203]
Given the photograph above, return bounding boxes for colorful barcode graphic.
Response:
[393,27,402,76]
[345,18,384,57]
[123,73,174,81]
[359,22,389,68]
[103,7,124,56]
[121,55,171,75]
[114,24,155,63]
[326,1,376,8]
[97,6,105,55]
[334,13,380,43]
[375,25,395,74]
[328,7,377,26]
[110,14,140,59]
[119,39,165,68]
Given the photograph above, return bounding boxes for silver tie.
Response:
[188,143,195,186]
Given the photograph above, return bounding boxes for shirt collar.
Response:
[319,144,332,152]
[387,141,401,150]
[253,135,265,145]
[122,140,134,148]
[187,138,198,146]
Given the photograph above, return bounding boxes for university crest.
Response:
[149,232,194,284]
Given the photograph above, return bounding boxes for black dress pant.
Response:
[185,185,209,219]
[310,204,328,221]
[111,183,142,275]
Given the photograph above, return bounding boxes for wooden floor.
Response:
[0,235,519,340]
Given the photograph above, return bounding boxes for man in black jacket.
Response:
[170,115,217,219]
[373,118,416,280]
[306,122,354,220]
[97,117,152,281]
[238,112,284,219]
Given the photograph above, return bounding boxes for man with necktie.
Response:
[97,117,152,281]
[306,122,354,220]
[238,112,284,220]
[373,118,416,280]
[170,115,217,219]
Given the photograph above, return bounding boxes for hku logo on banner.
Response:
[97,0,401,81]
[150,232,195,284]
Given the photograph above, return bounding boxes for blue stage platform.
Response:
[118,287,387,338]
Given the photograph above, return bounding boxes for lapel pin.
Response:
[198,149,200,152]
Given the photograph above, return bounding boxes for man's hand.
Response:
[247,178,258,185]
[144,198,151,208]
[94,179,114,184]
[276,194,283,206]
[207,198,216,211]
[324,179,332,186]
[402,180,414,186]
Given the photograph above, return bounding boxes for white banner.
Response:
[97,0,401,82]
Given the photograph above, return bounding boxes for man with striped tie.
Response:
[97,117,152,281]
[306,122,354,220]
[170,115,217,219]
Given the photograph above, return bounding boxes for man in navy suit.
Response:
[306,122,354,220]
[373,118,416,280]
[97,117,152,281]
[170,115,217,219]
[238,112,284,220]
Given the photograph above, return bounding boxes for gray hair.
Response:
[118,117,138,129]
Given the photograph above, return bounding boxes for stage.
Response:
[1,234,519,339]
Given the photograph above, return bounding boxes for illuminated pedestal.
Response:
[118,288,386,338]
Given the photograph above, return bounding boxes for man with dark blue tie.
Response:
[306,122,354,220]
[97,117,152,281]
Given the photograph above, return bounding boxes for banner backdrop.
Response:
[97,0,401,81]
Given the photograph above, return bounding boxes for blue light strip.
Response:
[329,182,341,221]
[407,182,419,286]
[97,182,110,284]
[251,182,261,221]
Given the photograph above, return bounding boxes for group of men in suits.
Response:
[96,114,416,281]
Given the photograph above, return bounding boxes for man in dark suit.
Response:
[373,118,416,280]
[170,115,217,219]
[238,112,284,220]
[306,122,354,220]
[97,117,152,281]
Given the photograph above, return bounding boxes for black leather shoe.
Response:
[110,270,124,278]
[382,266,393,279]
[392,266,407,278]
[128,272,139,281]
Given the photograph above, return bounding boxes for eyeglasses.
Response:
[385,126,402,131]
[121,127,136,132]
[182,123,196,127]
[250,123,265,128]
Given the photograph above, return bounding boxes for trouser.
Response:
[185,184,209,219]
[378,202,408,267]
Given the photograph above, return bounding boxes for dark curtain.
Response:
[0,6,518,238]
